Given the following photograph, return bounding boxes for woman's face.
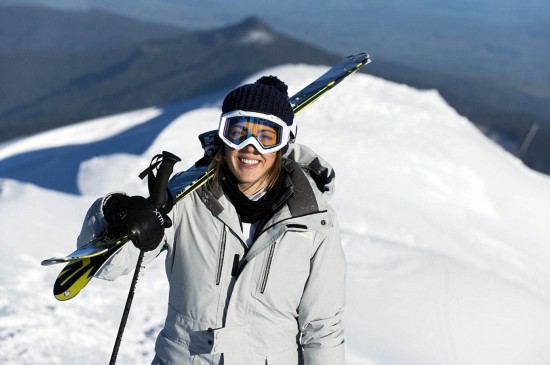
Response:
[225,143,277,195]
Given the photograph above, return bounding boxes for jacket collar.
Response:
[198,158,321,221]
[197,158,331,260]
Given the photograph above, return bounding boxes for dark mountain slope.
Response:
[0,6,189,52]
[0,12,339,141]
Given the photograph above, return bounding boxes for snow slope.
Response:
[1,64,550,365]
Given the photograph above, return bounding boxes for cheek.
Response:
[225,148,237,166]
[262,154,277,169]
[269,156,278,167]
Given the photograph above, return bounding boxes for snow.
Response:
[0,108,162,161]
[238,29,275,45]
[1,63,550,364]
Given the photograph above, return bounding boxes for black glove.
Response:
[102,194,171,251]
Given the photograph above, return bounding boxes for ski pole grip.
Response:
[148,151,181,207]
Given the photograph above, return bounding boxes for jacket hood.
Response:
[284,143,336,201]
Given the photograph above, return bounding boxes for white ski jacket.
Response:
[78,144,346,365]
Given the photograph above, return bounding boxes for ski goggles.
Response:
[218,110,291,153]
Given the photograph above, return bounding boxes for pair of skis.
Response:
[42,52,371,301]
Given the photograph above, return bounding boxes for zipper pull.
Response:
[231,254,240,277]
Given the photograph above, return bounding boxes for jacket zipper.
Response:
[257,226,311,293]
[215,226,227,285]
[259,243,276,294]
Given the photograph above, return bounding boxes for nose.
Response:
[241,144,258,153]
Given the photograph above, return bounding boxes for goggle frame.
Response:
[218,110,291,154]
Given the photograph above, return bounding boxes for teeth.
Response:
[240,158,259,165]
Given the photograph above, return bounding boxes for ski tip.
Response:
[41,258,66,266]
[348,52,371,66]
[357,52,370,59]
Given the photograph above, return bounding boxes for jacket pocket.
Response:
[215,226,227,285]
[256,224,312,295]
[252,230,312,304]
[259,243,277,294]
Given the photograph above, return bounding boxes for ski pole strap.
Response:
[139,153,163,195]
[138,152,181,214]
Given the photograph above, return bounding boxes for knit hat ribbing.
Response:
[222,76,294,126]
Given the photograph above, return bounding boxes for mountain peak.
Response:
[226,16,277,45]
[237,16,269,29]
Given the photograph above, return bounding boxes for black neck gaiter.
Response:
[221,169,287,224]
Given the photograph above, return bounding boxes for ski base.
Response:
[53,244,125,301]
[41,236,128,266]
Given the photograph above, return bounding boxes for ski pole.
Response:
[109,151,181,365]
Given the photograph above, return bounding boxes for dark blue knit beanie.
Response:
[222,76,294,126]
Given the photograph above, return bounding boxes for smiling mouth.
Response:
[239,158,259,165]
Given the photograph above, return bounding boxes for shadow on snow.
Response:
[0,94,223,195]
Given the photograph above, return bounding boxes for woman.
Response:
[78,76,346,364]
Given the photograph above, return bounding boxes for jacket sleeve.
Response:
[298,209,346,365]
[76,194,170,281]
